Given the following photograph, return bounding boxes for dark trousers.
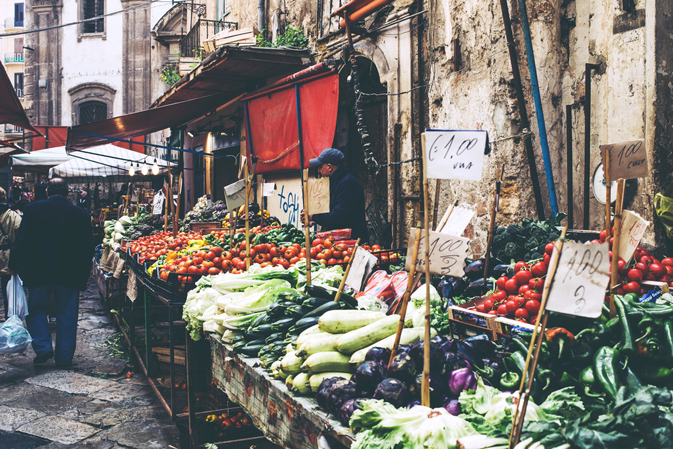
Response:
[1,274,10,319]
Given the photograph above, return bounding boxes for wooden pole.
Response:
[333,239,361,303]
[174,172,183,238]
[436,201,457,233]
[388,224,422,368]
[302,169,312,285]
[609,179,626,318]
[421,133,432,407]
[432,179,441,230]
[604,147,611,239]
[484,165,504,283]
[510,227,568,447]
[244,163,251,271]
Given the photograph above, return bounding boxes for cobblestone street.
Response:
[0,277,181,448]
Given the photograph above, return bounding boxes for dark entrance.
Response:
[79,101,107,125]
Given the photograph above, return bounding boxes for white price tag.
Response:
[439,206,475,236]
[618,210,650,263]
[546,241,611,318]
[404,229,470,277]
[601,139,647,180]
[263,183,275,197]
[152,192,165,215]
[345,247,378,292]
[423,130,488,181]
[224,179,246,210]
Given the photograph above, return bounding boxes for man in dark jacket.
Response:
[9,178,93,367]
[302,148,369,242]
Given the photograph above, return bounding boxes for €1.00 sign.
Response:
[422,130,488,181]
[405,229,470,277]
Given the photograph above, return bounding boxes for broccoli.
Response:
[525,237,540,251]
[493,234,507,248]
[501,242,519,260]
[507,224,522,235]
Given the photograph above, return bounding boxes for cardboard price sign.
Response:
[618,210,650,263]
[307,177,330,214]
[404,229,470,277]
[423,130,488,181]
[263,183,275,197]
[344,247,378,292]
[601,139,647,180]
[152,192,165,215]
[224,179,246,210]
[440,206,475,236]
[546,241,611,318]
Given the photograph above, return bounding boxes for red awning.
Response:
[66,93,232,151]
[0,63,40,135]
[245,71,339,174]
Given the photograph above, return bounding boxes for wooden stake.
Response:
[302,169,312,285]
[436,201,458,233]
[432,179,441,230]
[509,226,568,447]
[609,179,626,318]
[421,133,432,407]
[244,163,251,271]
[334,239,361,303]
[604,147,612,240]
[388,225,422,368]
[484,165,505,283]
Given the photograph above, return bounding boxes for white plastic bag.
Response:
[7,274,28,321]
[0,316,32,354]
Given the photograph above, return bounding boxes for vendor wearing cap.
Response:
[301,148,369,242]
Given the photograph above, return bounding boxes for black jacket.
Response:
[312,166,369,242]
[9,195,94,290]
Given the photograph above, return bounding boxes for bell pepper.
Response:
[472,362,501,385]
[508,351,540,400]
[579,366,602,398]
[635,314,659,343]
[559,371,578,388]
[499,358,520,390]
[576,322,610,347]
[508,335,550,363]
[592,346,620,401]
[545,328,575,359]
[613,296,636,357]
[663,320,673,361]
[637,337,663,360]
[537,366,555,390]
[570,337,594,367]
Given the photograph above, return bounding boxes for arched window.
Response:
[79,101,107,125]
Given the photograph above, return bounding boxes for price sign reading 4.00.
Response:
[546,241,611,318]
[423,130,488,181]
[404,230,470,277]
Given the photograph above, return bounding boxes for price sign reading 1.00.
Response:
[546,241,611,318]
[601,139,647,180]
[404,229,470,277]
[423,130,488,181]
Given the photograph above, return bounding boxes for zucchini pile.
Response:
[232,284,358,366]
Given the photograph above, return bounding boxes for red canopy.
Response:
[244,71,339,174]
[0,63,40,135]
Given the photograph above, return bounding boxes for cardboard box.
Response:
[447,306,496,340]
[494,317,541,346]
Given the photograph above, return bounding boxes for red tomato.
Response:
[505,300,518,314]
[211,247,223,256]
[514,261,530,273]
[543,253,551,265]
[327,258,338,265]
[640,255,653,265]
[208,267,221,275]
[488,310,498,315]
[525,291,542,302]
[666,266,673,277]
[518,285,531,295]
[497,276,509,291]
[483,299,494,310]
[599,229,607,242]
[617,259,628,275]
[529,278,544,291]
[650,263,666,279]
[497,304,509,316]
[531,262,548,277]
[476,304,486,313]
[332,250,343,259]
[623,281,641,294]
[635,262,649,276]
[515,308,529,319]
[627,269,643,282]
[514,270,533,286]
[662,257,673,267]
[545,242,555,255]
[491,291,507,303]
[505,278,519,294]
[204,251,216,261]
[525,300,540,315]
[270,246,278,257]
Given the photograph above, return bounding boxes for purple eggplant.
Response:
[317,377,342,410]
[409,338,446,370]
[443,398,462,416]
[327,380,359,415]
[353,361,386,394]
[387,352,417,384]
[406,399,422,409]
[464,259,486,280]
[448,277,467,297]
[337,398,364,427]
[448,366,477,396]
[457,340,485,369]
[463,334,498,358]
[364,347,391,367]
[373,378,408,408]
[465,278,495,297]
[444,352,469,372]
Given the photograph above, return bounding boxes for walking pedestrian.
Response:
[9,178,94,366]
[0,187,21,320]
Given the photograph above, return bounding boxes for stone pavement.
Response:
[0,277,181,448]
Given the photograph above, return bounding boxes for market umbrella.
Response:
[11,146,73,170]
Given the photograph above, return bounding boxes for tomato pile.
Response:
[475,243,554,323]
[127,231,203,264]
[310,238,356,265]
[205,410,253,430]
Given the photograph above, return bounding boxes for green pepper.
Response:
[638,337,663,360]
[592,346,620,401]
[508,351,540,400]
[663,320,673,360]
[559,371,578,388]
[634,366,673,383]
[635,314,659,343]
[499,358,520,389]
[606,317,621,336]
[570,338,594,366]
[614,296,636,357]
[537,366,555,390]
[472,363,501,385]
[579,366,602,398]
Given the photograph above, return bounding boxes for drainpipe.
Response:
[258,0,265,35]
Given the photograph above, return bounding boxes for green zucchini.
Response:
[338,291,359,308]
[285,305,311,319]
[271,318,296,332]
[302,296,331,309]
[243,330,267,342]
[232,341,248,351]
[288,317,320,334]
[249,324,275,336]
[267,301,288,318]
[291,372,311,395]
[280,351,304,374]
[239,344,264,357]
[249,313,269,329]
[304,284,334,300]
[302,300,347,319]
[265,332,286,344]
[231,335,247,345]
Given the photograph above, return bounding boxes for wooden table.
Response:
[209,335,355,449]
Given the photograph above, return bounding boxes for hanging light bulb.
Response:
[141,160,149,175]
[152,158,159,175]
[128,163,135,176]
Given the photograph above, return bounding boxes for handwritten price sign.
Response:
[546,241,611,318]
[423,130,488,181]
[404,229,469,277]
[307,177,330,214]
[618,210,650,263]
[224,179,246,211]
[601,139,647,180]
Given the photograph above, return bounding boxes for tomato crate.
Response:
[146,270,200,303]
[447,306,497,340]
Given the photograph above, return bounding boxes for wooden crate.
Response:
[447,306,497,340]
[189,222,222,234]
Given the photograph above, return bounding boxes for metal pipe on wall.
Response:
[258,0,265,38]
[584,64,600,230]
[566,104,573,229]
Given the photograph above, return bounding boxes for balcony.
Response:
[179,19,238,60]
[4,53,24,63]
[4,124,22,134]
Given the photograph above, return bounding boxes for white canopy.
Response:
[11,146,73,167]
[49,144,169,181]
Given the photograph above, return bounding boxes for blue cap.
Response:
[309,148,344,167]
